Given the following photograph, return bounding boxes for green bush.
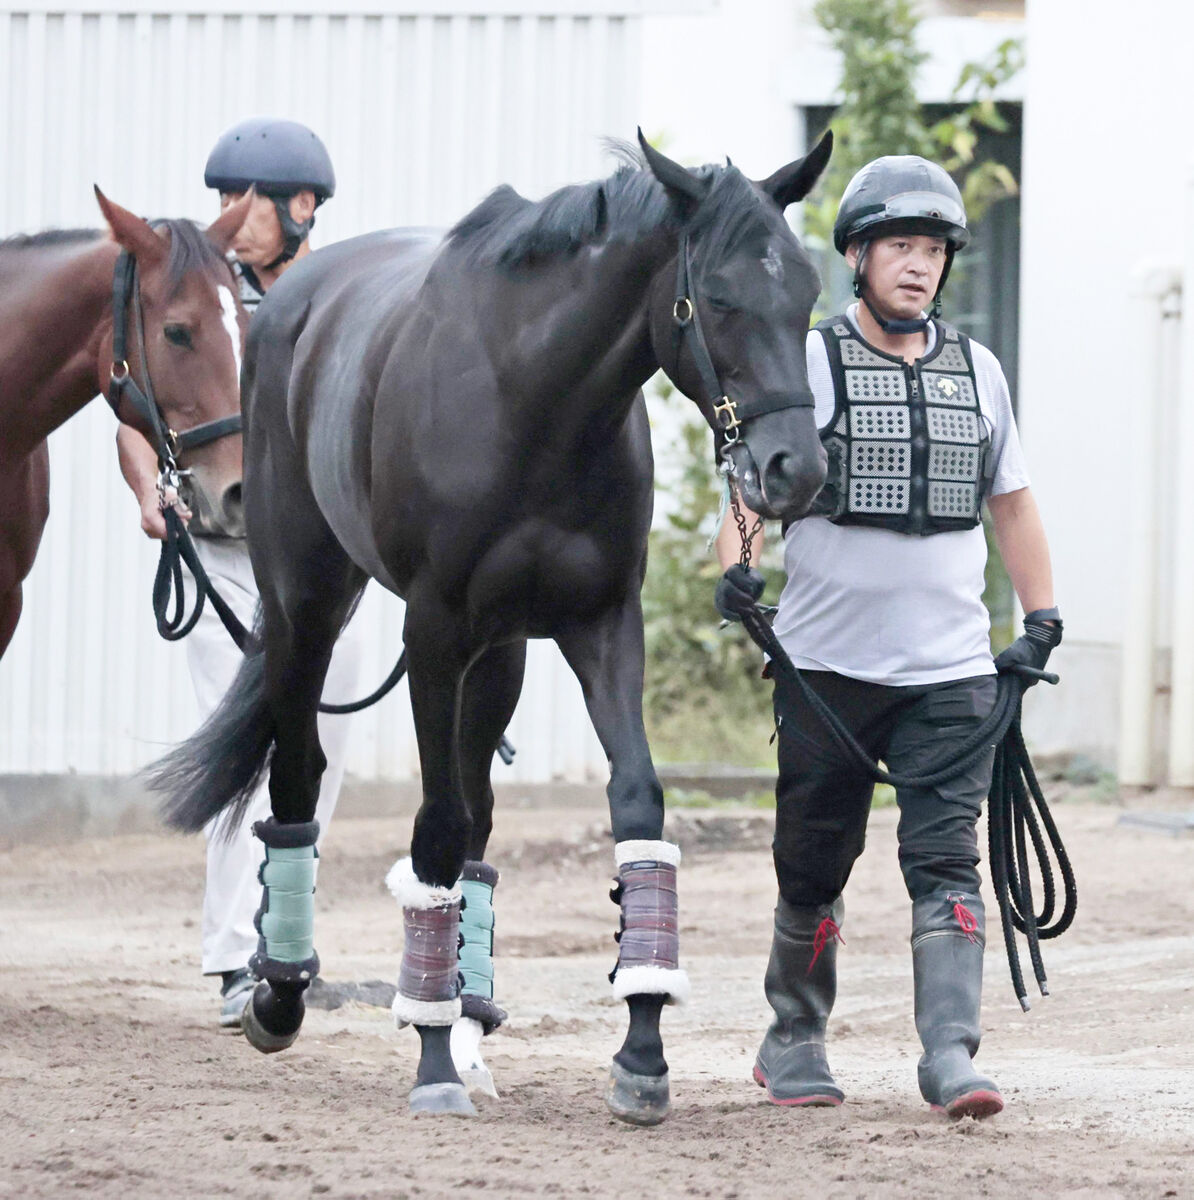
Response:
[642,402,784,765]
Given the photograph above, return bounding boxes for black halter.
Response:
[105,249,243,468]
[670,233,814,464]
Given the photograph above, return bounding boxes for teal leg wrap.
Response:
[459,861,507,1032]
[250,819,321,985]
[460,879,495,996]
[259,846,318,962]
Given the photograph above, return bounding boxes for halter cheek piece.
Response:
[669,232,814,468]
[107,248,246,646]
[106,248,243,475]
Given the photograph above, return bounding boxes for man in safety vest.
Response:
[116,118,362,1028]
[716,155,1060,1118]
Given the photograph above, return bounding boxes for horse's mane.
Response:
[0,220,229,295]
[447,144,771,270]
[149,218,234,295]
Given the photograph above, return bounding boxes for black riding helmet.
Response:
[204,118,335,269]
[833,156,968,333]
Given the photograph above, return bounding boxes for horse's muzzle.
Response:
[186,475,246,538]
[729,439,826,523]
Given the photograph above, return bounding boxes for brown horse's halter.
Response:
[105,248,245,644]
[105,248,243,481]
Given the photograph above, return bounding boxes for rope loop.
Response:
[733,595,1076,1009]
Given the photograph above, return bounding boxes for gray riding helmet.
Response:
[833,156,968,254]
[205,117,335,202]
[834,156,968,327]
[205,118,335,266]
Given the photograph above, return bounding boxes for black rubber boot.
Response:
[912,890,1003,1119]
[753,896,845,1107]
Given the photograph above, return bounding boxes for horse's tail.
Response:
[148,643,275,836]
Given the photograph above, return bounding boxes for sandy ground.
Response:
[1,797,1193,1199]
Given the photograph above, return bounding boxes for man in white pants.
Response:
[117,118,362,1026]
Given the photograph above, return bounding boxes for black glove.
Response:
[994,607,1063,686]
[715,564,766,623]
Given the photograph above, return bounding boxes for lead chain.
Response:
[729,482,762,568]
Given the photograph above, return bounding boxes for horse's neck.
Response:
[500,234,670,419]
[0,238,117,454]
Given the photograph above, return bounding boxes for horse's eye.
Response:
[706,295,738,315]
[164,324,193,349]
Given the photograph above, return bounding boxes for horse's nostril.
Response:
[763,450,826,516]
[763,453,796,496]
[223,482,244,516]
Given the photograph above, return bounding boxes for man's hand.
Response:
[994,607,1063,687]
[118,424,191,542]
[715,564,766,623]
[139,486,191,541]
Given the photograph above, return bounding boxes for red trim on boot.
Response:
[931,1088,1004,1120]
[807,918,844,974]
[950,898,980,945]
[752,1063,842,1108]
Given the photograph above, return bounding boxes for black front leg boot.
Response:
[753,895,845,1107]
[912,890,1003,1119]
[242,976,309,1054]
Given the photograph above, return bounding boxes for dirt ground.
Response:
[1,796,1193,1199]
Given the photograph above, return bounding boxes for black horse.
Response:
[151,131,831,1123]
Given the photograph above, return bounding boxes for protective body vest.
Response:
[808,314,991,536]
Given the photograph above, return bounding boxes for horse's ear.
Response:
[206,188,254,253]
[637,128,708,217]
[94,186,165,265]
[758,130,834,210]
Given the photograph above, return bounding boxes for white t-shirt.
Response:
[772,305,1030,687]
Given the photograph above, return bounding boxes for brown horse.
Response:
[0,190,253,658]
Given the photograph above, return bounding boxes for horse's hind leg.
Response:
[557,599,687,1126]
[451,640,527,1095]
[239,482,365,1054]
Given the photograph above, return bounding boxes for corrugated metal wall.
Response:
[0,1,661,782]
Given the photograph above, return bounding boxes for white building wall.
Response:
[0,0,707,782]
[1017,0,1194,770]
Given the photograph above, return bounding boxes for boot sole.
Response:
[932,1089,1004,1120]
[752,1064,843,1108]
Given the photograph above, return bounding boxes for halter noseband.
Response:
[106,249,243,471]
[670,233,814,466]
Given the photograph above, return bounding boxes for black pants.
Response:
[771,670,998,907]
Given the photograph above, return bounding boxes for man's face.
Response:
[846,234,948,321]
[218,189,315,267]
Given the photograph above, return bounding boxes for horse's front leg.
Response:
[557,596,688,1127]
[391,595,477,1117]
[447,640,527,1098]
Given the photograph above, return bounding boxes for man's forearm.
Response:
[716,496,765,570]
[987,487,1055,616]
[116,424,159,505]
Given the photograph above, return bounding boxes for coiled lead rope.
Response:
[737,601,1076,1010]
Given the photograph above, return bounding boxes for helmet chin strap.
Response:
[853,242,954,335]
[262,196,314,271]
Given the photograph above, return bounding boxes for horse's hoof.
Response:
[240,986,301,1055]
[451,1017,499,1099]
[409,1082,477,1117]
[605,1061,670,1126]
